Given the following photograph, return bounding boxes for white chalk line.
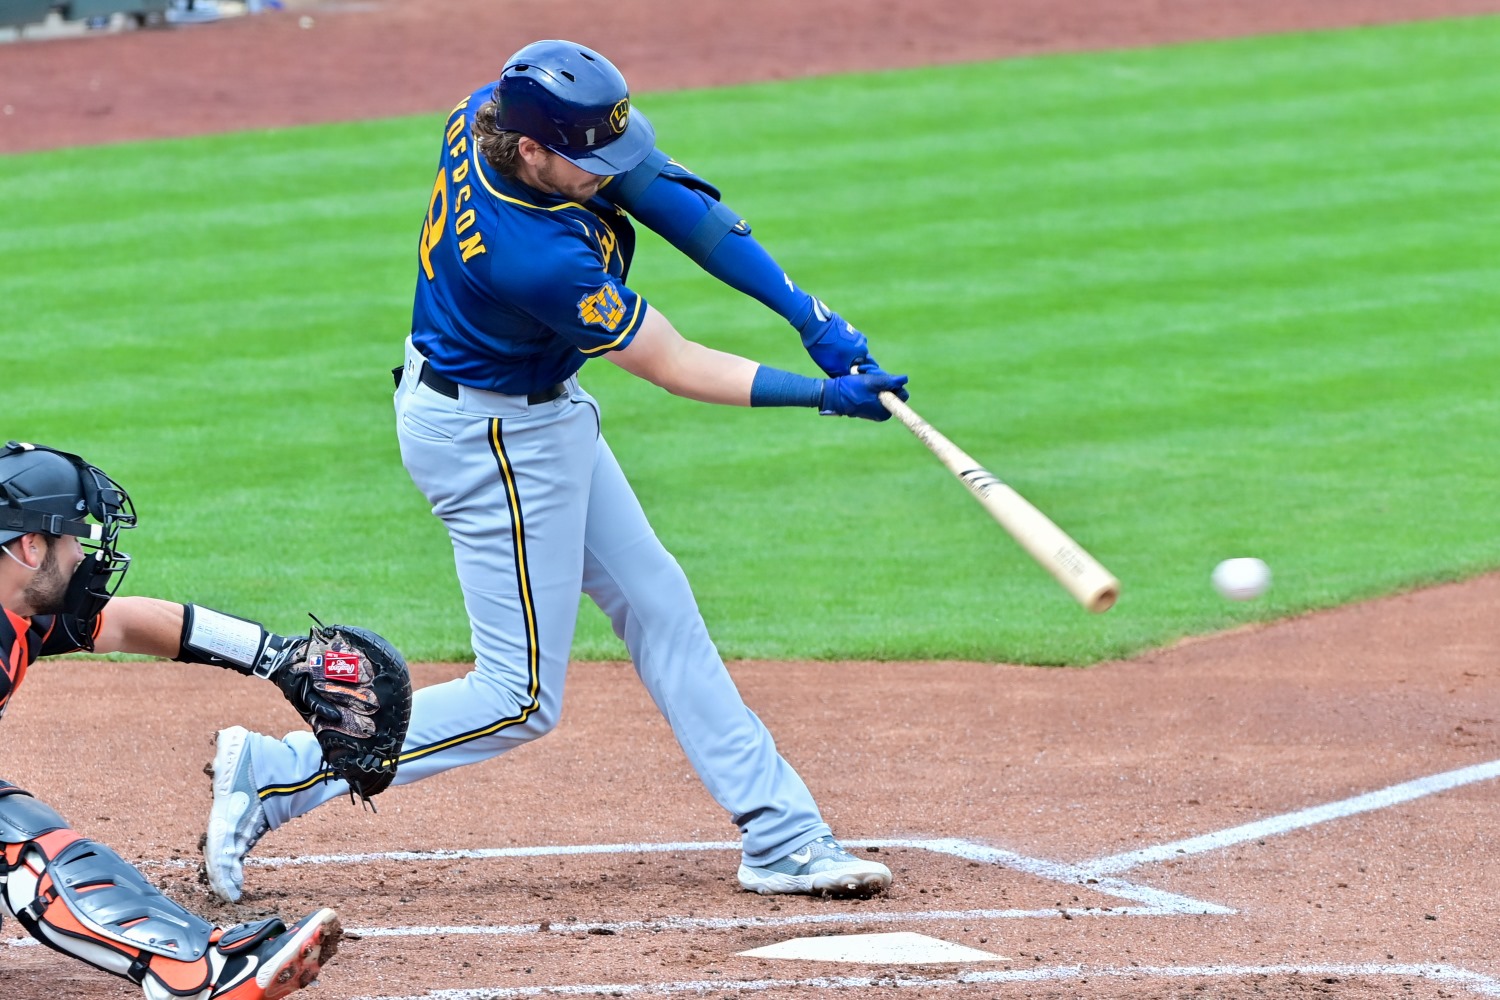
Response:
[146,837,1223,917]
[1,838,1219,955]
[186,757,1500,889]
[16,758,1491,957]
[345,906,1170,939]
[193,836,1229,919]
[250,839,744,868]
[1081,756,1500,877]
[1,906,1176,954]
[914,837,1231,914]
[344,963,1500,1000]
[144,839,745,871]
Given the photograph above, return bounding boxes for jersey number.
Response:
[418,166,486,278]
[418,170,447,281]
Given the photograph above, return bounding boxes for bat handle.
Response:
[854,366,912,422]
[878,389,925,435]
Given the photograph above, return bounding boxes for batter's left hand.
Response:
[819,372,910,422]
[797,300,877,378]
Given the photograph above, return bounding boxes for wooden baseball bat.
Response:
[880,391,1120,613]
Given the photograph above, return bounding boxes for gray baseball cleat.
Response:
[204,725,271,903]
[737,835,892,897]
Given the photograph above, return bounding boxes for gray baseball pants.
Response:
[239,338,830,865]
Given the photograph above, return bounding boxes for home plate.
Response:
[738,931,1009,964]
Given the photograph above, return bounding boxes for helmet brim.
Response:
[550,110,656,177]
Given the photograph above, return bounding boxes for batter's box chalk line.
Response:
[1,837,1207,952]
[20,756,1485,954]
[1077,756,1500,878]
[343,964,1500,1000]
[233,835,1234,922]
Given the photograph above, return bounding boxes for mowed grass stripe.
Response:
[3,15,1497,662]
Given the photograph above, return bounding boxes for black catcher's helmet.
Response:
[0,441,136,641]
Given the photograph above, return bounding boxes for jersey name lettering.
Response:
[419,96,487,280]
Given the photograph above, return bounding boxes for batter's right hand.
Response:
[797,300,874,378]
[819,372,910,422]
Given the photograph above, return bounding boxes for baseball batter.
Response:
[205,40,905,900]
[0,441,341,1000]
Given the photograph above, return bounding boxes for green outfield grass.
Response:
[3,16,1497,663]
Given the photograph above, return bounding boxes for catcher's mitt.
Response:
[271,621,413,801]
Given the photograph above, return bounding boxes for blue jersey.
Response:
[411,84,646,395]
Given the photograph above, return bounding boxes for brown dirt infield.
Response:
[3,2,1500,998]
[5,0,1500,153]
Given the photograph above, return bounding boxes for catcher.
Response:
[0,440,411,1000]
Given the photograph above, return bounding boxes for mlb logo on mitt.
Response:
[318,647,362,683]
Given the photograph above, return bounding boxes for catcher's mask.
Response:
[0,441,136,638]
[493,39,656,176]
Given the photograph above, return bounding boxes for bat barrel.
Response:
[1085,581,1120,613]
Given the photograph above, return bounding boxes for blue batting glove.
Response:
[797,299,876,378]
[819,372,910,422]
[852,358,894,378]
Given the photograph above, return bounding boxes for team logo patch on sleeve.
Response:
[578,284,627,331]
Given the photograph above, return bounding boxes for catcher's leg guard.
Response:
[0,781,228,998]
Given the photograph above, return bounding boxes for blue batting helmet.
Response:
[493,40,656,176]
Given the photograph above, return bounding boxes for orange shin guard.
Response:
[0,785,218,997]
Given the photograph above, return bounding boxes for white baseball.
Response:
[1212,557,1270,601]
